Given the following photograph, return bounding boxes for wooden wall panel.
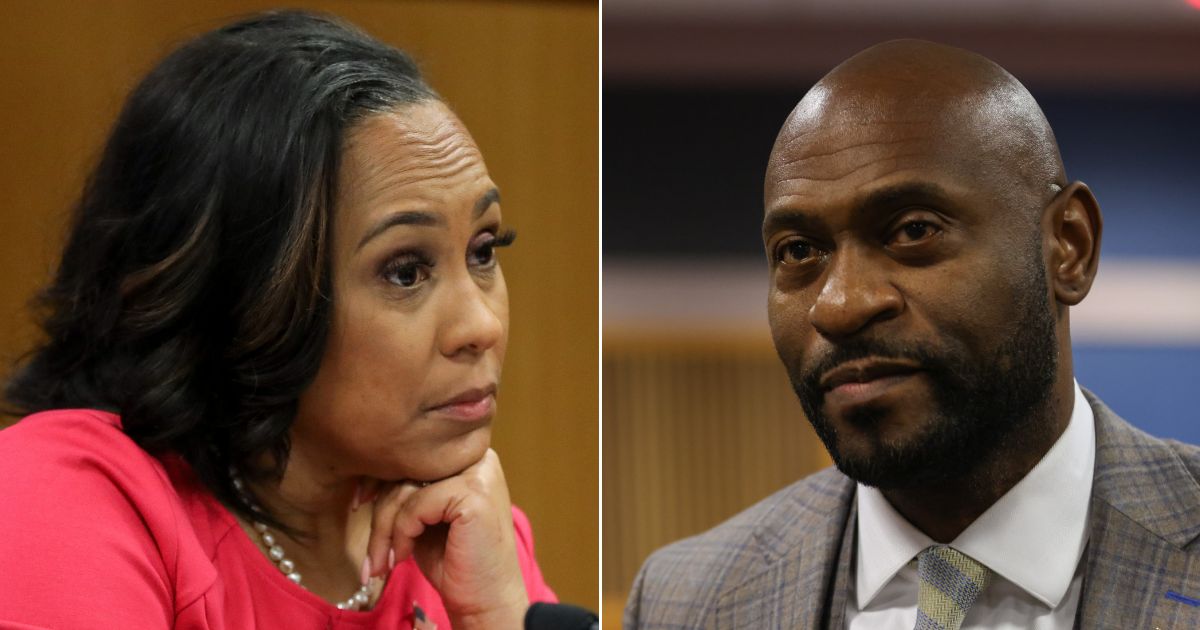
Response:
[602,333,832,616]
[0,0,597,610]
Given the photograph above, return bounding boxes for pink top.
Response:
[0,409,556,629]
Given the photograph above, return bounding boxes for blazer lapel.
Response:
[823,498,857,630]
[713,471,855,629]
[1078,392,1200,628]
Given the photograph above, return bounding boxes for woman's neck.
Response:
[237,447,377,605]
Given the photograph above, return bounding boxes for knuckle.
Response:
[464,473,489,494]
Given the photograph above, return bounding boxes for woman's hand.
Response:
[364,449,529,629]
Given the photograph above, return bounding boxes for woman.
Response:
[0,10,554,629]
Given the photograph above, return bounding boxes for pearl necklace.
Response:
[231,473,374,611]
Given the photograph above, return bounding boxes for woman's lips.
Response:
[427,393,495,422]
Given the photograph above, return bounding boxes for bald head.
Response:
[769,40,1065,214]
[825,39,1029,97]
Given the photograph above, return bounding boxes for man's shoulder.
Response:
[1090,392,1200,480]
[1148,429,1200,474]
[1088,391,1200,546]
[625,466,852,627]
[1077,392,1200,626]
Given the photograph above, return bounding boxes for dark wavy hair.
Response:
[3,10,436,529]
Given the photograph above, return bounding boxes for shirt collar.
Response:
[855,380,1095,609]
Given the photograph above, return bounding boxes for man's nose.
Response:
[808,244,903,340]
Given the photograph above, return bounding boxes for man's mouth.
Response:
[818,358,923,406]
[820,358,922,390]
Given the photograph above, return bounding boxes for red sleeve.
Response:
[511,505,558,604]
[0,410,199,629]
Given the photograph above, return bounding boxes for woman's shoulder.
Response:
[4,406,136,445]
[0,408,218,626]
[0,408,216,553]
[1,407,161,478]
[0,408,174,494]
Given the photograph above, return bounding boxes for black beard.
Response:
[789,267,1059,490]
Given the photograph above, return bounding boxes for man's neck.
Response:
[881,384,1075,543]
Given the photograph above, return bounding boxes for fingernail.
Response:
[388,548,396,571]
[414,602,427,622]
[351,480,361,512]
[360,556,371,585]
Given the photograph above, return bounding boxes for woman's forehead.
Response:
[336,103,493,225]
[341,104,485,190]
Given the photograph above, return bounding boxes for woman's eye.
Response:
[776,238,820,265]
[471,240,496,267]
[383,257,432,288]
[892,220,940,244]
[469,228,517,268]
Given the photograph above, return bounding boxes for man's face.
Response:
[763,96,1060,489]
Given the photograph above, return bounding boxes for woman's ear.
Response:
[1046,181,1103,306]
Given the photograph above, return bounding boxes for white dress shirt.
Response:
[846,381,1096,629]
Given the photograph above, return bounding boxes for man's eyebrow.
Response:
[762,208,826,237]
[357,211,442,251]
[857,181,953,216]
[763,182,955,237]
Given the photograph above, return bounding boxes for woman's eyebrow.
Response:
[474,187,500,218]
[356,187,501,251]
[357,210,442,251]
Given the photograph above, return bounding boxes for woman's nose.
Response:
[439,277,506,357]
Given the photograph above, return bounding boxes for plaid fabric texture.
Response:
[914,546,991,630]
[625,391,1200,629]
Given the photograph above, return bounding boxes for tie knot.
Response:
[914,546,992,630]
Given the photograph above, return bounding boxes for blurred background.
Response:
[0,0,597,611]
[603,0,1200,624]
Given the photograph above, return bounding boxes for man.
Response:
[624,40,1200,629]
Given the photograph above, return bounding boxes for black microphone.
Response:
[524,602,599,630]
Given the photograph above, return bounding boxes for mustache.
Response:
[799,338,949,392]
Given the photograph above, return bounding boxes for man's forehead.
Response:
[771,95,1054,200]
[776,80,977,146]
[766,109,965,195]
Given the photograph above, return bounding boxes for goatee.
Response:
[789,266,1059,490]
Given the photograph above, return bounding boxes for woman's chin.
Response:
[387,429,492,483]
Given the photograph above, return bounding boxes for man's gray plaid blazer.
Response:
[624,392,1200,628]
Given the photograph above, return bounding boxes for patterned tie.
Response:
[914,545,992,630]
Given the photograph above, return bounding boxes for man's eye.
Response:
[893,220,940,244]
[775,238,820,265]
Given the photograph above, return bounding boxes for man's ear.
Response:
[1046,181,1103,306]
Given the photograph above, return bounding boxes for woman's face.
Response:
[293,101,509,483]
